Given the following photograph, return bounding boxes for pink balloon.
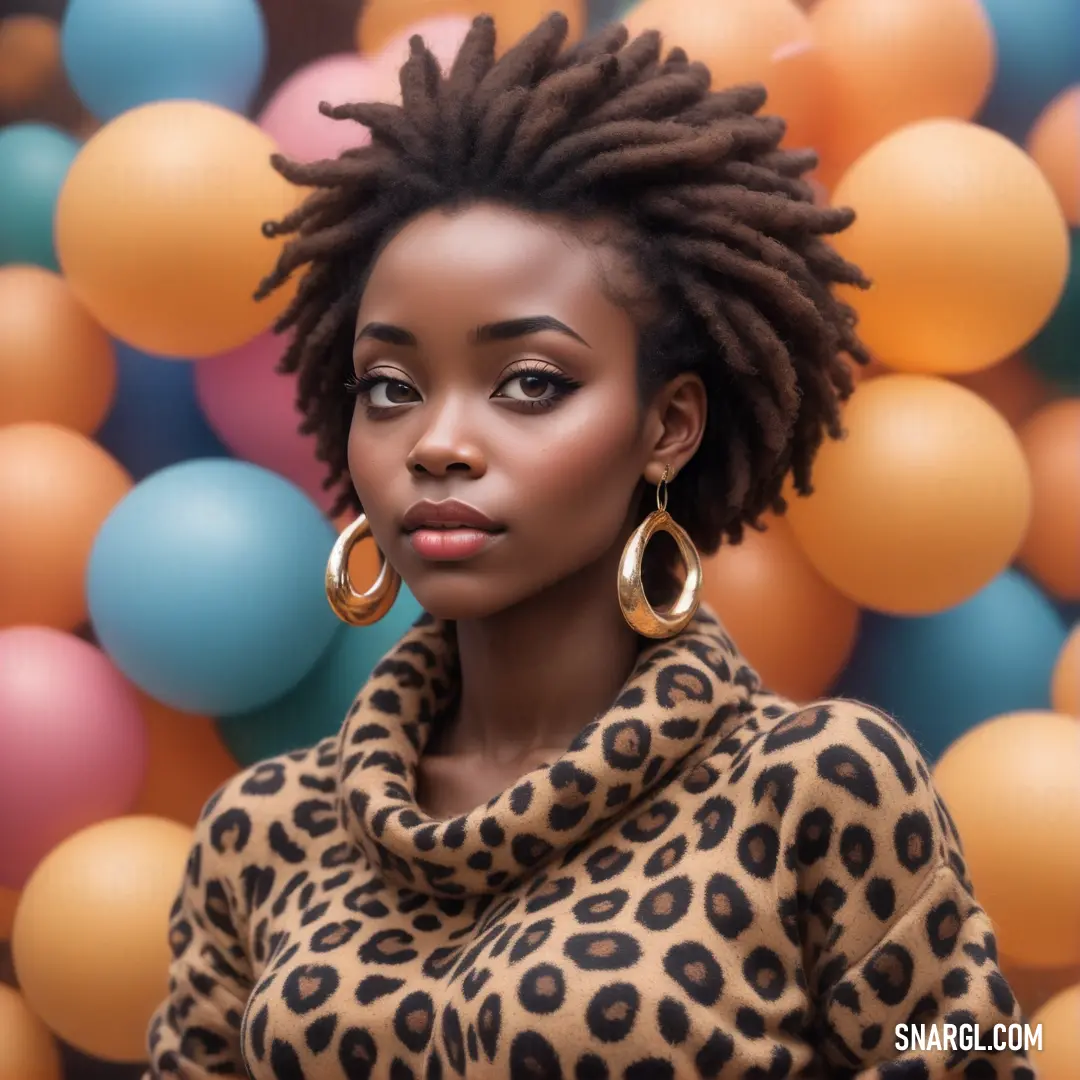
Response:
[194,329,336,513]
[0,627,148,889]
[374,16,474,98]
[258,53,385,163]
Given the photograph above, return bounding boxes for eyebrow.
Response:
[353,315,590,348]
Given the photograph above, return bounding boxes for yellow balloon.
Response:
[831,119,1070,374]
[785,374,1032,614]
[0,985,61,1080]
[12,816,193,1062]
[1031,982,1080,1080]
[932,711,1080,967]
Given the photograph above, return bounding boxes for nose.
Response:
[405,396,487,478]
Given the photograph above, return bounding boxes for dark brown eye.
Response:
[368,379,420,407]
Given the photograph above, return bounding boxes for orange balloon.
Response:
[130,694,238,828]
[625,0,823,150]
[0,423,131,630]
[811,0,995,186]
[0,888,16,940]
[56,101,300,359]
[702,515,859,701]
[785,374,1032,614]
[357,0,585,58]
[831,119,1070,374]
[1027,85,1080,227]
[950,353,1054,431]
[933,711,1080,967]
[12,816,193,1062]
[1018,400,1080,600]
[0,266,116,432]
[0,985,61,1080]
[1031,982,1080,1080]
[1052,625,1080,717]
[0,15,60,112]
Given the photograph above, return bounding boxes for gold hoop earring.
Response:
[617,466,702,639]
[325,515,401,626]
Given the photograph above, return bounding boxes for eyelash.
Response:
[344,362,582,414]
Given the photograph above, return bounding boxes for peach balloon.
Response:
[55,100,301,359]
[0,15,60,112]
[785,375,1032,615]
[701,515,859,702]
[0,265,115,432]
[950,353,1053,431]
[1018,400,1080,600]
[0,888,16,940]
[831,120,1070,374]
[1052,625,1080,717]
[357,0,585,58]
[0,985,61,1080]
[0,423,131,630]
[932,711,1080,967]
[1031,982,1080,1080]
[1027,85,1080,227]
[12,816,193,1063]
[625,0,823,150]
[810,0,995,186]
[130,694,238,828]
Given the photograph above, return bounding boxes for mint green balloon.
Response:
[0,124,80,272]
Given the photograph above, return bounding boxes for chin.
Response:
[402,574,517,622]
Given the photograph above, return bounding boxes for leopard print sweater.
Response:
[145,607,1034,1079]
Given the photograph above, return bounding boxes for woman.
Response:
[146,14,1032,1079]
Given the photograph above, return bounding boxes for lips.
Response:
[401,499,505,534]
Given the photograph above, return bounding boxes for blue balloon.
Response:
[977,0,1080,140]
[61,0,267,121]
[218,587,425,766]
[88,459,340,715]
[586,0,639,31]
[1027,229,1080,393]
[95,343,231,480]
[832,570,1068,762]
[0,124,80,271]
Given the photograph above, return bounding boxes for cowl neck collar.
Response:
[338,605,759,897]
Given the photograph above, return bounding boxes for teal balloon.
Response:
[1027,229,1080,393]
[587,0,640,31]
[0,124,80,271]
[217,587,425,765]
[832,570,1068,763]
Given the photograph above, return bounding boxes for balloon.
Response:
[12,816,192,1062]
[977,0,1080,140]
[1052,625,1080,716]
[810,0,995,186]
[55,100,300,358]
[60,0,267,122]
[1018,399,1080,599]
[257,53,380,163]
[932,711,1080,966]
[830,120,1070,374]
[375,16,473,91]
[87,459,340,715]
[0,888,16,940]
[130,694,238,827]
[833,570,1068,762]
[586,0,638,32]
[0,627,148,890]
[0,984,62,1080]
[219,583,423,764]
[785,375,1032,614]
[356,0,586,58]
[194,329,334,512]
[94,342,231,481]
[0,423,131,630]
[0,15,61,112]
[950,353,1053,431]
[0,123,79,272]
[1026,228,1080,393]
[624,0,822,150]
[700,516,859,702]
[1028,85,1080,226]
[1031,982,1080,1080]
[0,265,115,432]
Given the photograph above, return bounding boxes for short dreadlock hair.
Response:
[255,12,870,559]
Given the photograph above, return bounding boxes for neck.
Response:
[435,542,643,766]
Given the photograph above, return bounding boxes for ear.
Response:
[642,372,707,485]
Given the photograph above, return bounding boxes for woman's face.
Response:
[347,202,674,621]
